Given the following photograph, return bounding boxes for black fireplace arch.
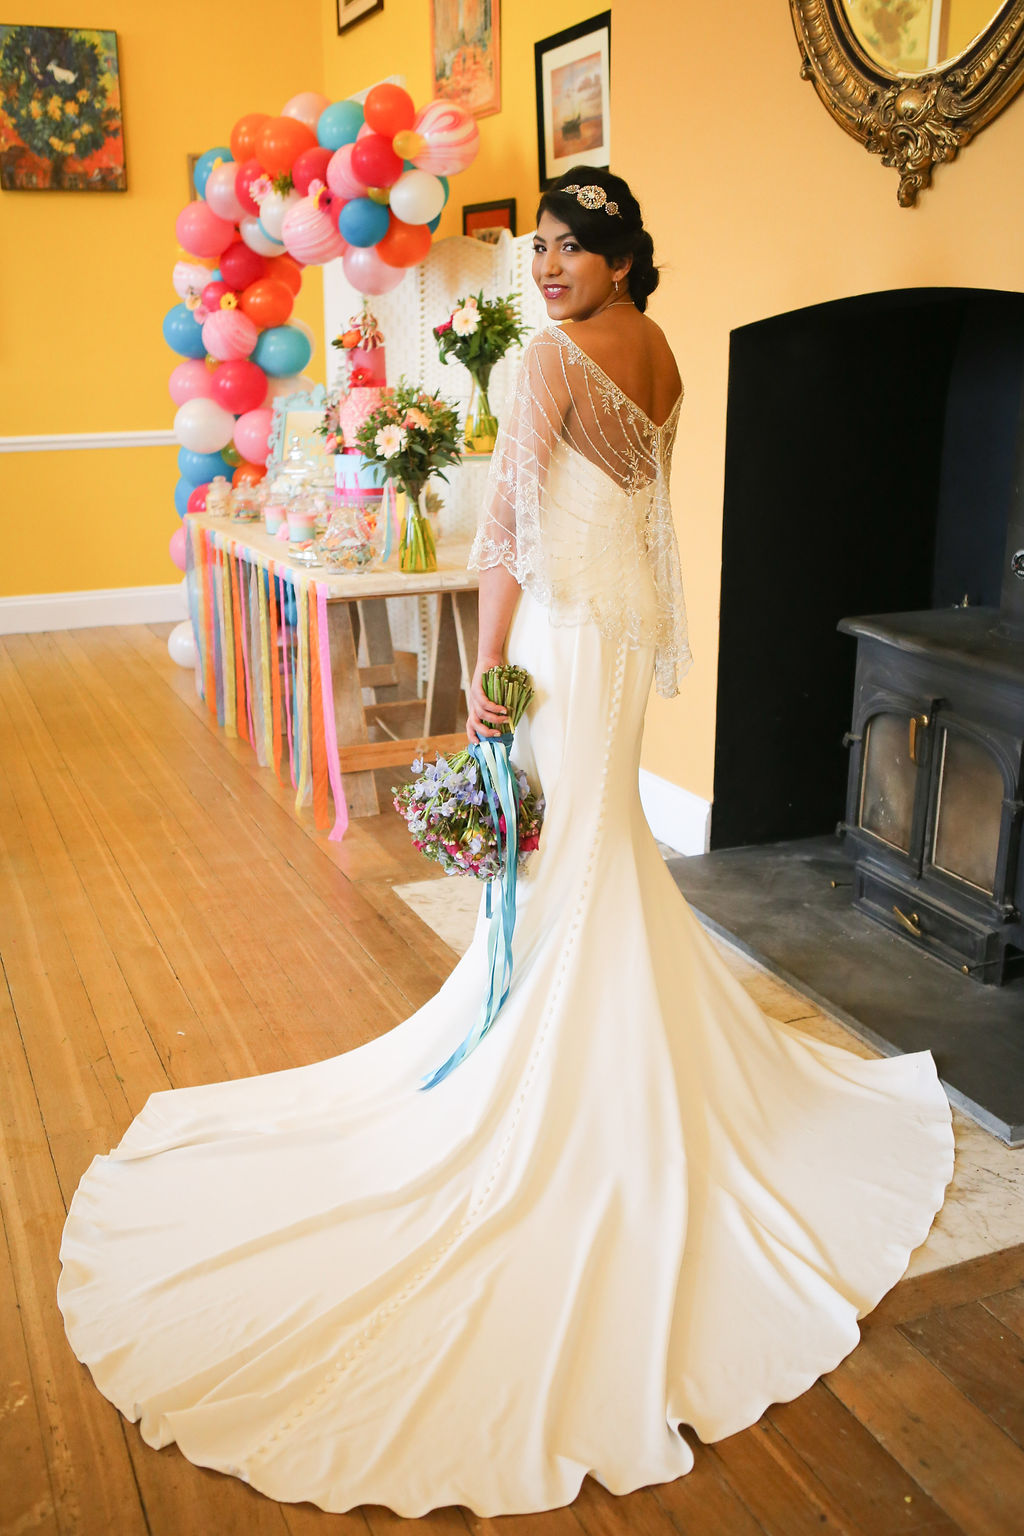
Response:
[711,285,1024,851]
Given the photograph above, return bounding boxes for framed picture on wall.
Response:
[431,0,501,118]
[534,11,610,190]
[336,0,383,33]
[0,23,126,190]
[462,197,516,243]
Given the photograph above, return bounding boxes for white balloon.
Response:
[173,397,236,454]
[204,160,245,223]
[258,188,301,242]
[239,215,285,256]
[388,168,446,226]
[167,620,198,669]
[172,260,211,301]
[263,371,315,403]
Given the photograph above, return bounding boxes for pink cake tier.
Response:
[337,387,385,449]
[349,344,386,387]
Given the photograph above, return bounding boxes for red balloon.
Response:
[291,145,332,196]
[233,461,267,487]
[187,483,210,514]
[264,253,303,294]
[377,214,432,268]
[257,116,316,176]
[219,241,267,290]
[363,83,415,138]
[230,111,270,162]
[235,157,264,218]
[201,280,232,311]
[210,359,268,415]
[351,133,404,190]
[239,277,294,329]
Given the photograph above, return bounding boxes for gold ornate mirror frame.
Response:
[789,1,1024,205]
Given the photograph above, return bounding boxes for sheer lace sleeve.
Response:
[469,326,692,698]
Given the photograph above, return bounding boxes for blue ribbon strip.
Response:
[420,731,520,1089]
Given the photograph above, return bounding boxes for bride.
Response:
[58,166,954,1519]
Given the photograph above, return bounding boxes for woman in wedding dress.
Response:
[58,168,954,1518]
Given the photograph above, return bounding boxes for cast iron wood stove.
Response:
[837,428,1024,986]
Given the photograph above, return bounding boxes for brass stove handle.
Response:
[892,905,922,937]
[908,714,929,764]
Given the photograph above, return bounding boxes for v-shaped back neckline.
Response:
[548,325,683,433]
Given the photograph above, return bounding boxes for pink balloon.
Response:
[175,201,237,258]
[281,90,331,132]
[342,244,406,296]
[202,308,259,361]
[210,358,268,415]
[292,145,332,196]
[186,484,209,515]
[234,407,274,466]
[326,143,368,201]
[169,526,187,571]
[356,121,375,140]
[204,159,246,222]
[411,100,480,176]
[169,358,214,407]
[281,194,346,265]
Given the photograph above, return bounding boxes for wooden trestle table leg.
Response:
[424,590,479,736]
[326,597,379,816]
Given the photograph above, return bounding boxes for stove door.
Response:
[923,713,1023,906]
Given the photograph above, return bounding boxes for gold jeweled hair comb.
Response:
[560,184,621,217]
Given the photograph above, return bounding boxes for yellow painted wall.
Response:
[0,0,323,598]
[615,2,1024,800]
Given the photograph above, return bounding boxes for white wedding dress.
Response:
[58,330,954,1518]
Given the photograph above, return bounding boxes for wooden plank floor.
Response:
[2,622,1023,1536]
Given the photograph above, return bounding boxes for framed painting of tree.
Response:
[0,24,126,191]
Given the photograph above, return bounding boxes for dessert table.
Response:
[184,513,479,839]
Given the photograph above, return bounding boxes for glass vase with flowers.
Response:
[354,381,462,572]
[434,291,528,452]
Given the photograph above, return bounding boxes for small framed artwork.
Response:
[0,23,126,191]
[269,387,329,467]
[534,11,610,190]
[431,0,501,118]
[336,0,383,33]
[462,197,516,244]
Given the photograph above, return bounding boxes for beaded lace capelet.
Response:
[468,325,692,697]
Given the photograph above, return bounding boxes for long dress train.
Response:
[58,574,954,1518]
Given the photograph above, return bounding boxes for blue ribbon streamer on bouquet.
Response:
[420,731,520,1090]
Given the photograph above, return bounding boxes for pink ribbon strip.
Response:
[316,582,349,842]
[279,571,296,787]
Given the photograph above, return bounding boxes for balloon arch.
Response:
[162,84,480,585]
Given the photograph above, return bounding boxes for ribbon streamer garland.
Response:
[420,731,520,1090]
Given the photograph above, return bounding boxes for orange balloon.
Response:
[230,112,271,163]
[257,115,316,176]
[377,214,432,269]
[233,461,267,487]
[239,277,294,329]
[264,253,303,295]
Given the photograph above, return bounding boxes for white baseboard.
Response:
[0,583,187,635]
[0,429,176,453]
[639,768,712,855]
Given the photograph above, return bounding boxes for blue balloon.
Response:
[439,175,449,207]
[317,99,364,151]
[193,145,232,199]
[178,447,233,486]
[174,477,193,518]
[337,196,390,248]
[427,213,441,233]
[163,303,206,359]
[252,324,313,378]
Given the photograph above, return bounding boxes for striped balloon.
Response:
[410,100,479,176]
[281,194,347,266]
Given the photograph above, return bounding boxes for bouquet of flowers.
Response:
[392,665,544,879]
[396,665,544,1089]
[434,291,528,449]
[354,380,461,571]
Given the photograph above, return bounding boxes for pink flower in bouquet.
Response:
[403,408,429,430]
[434,316,454,336]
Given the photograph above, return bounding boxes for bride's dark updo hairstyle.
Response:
[536,166,659,312]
